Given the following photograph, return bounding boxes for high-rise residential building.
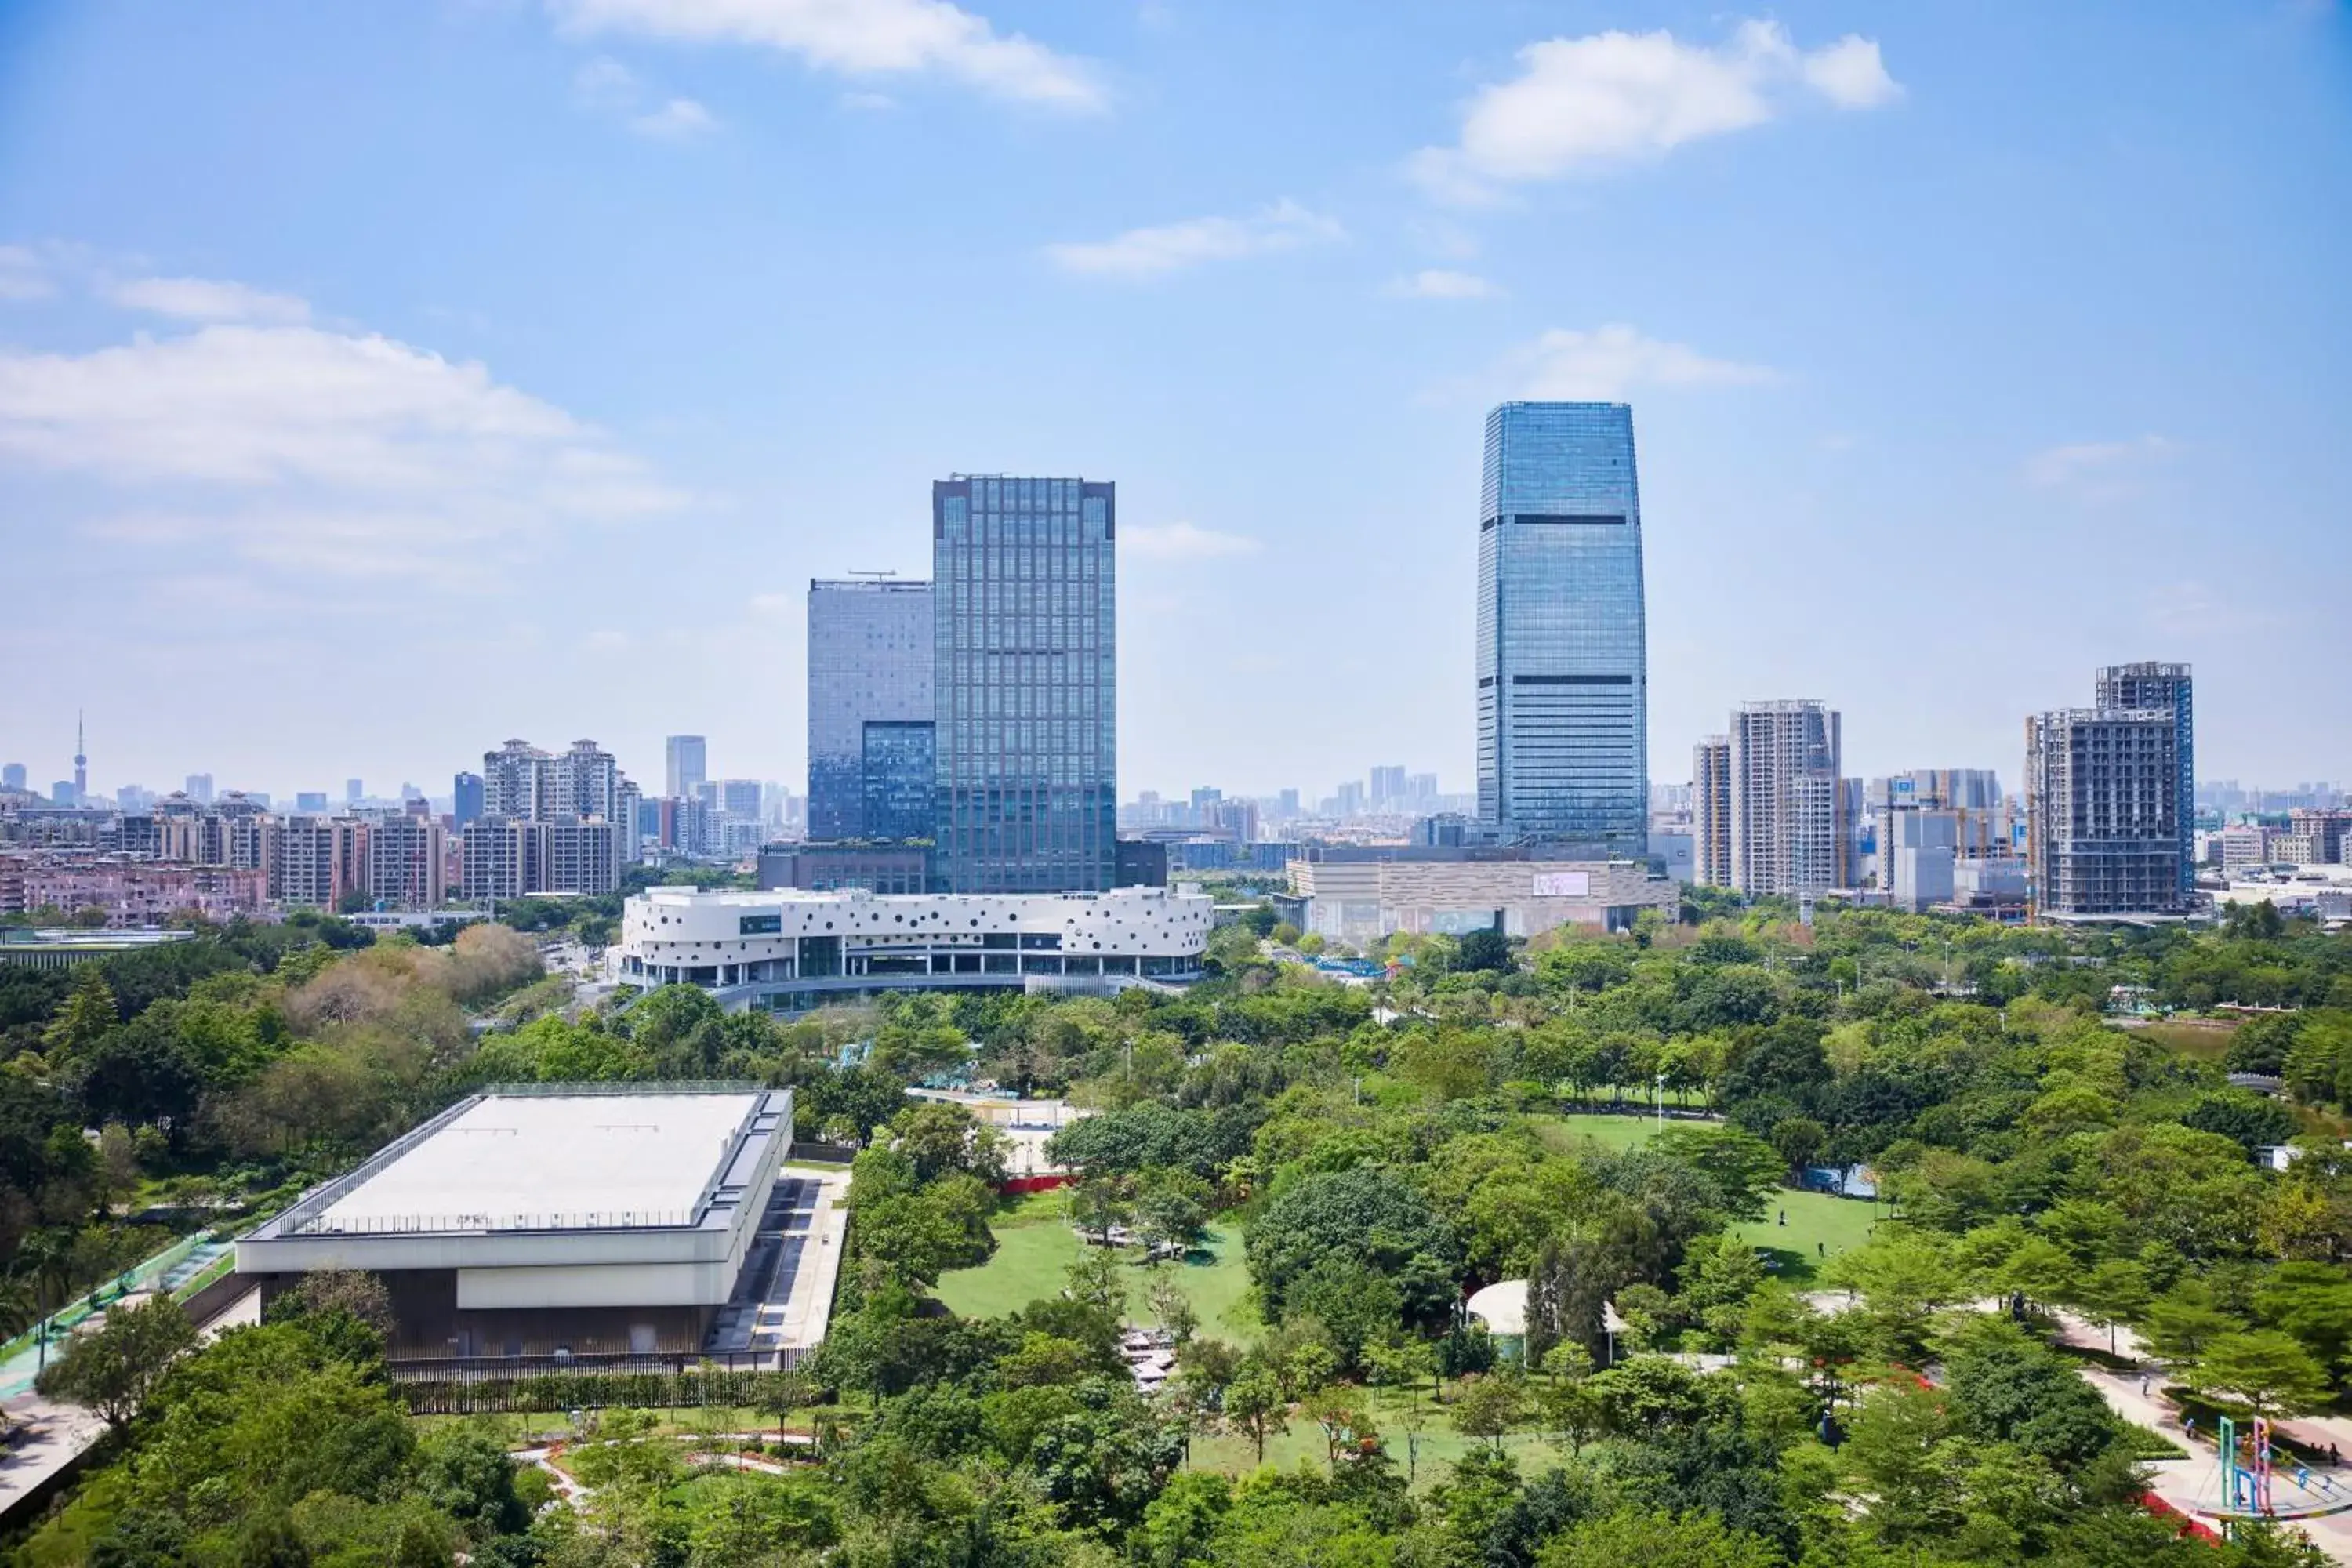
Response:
[184,772,213,804]
[665,735,707,801]
[452,771,485,829]
[1370,765,1407,807]
[1334,779,1367,818]
[1727,701,1847,896]
[270,816,368,909]
[459,819,535,901]
[615,777,643,863]
[2,764,25,793]
[2025,704,2187,917]
[551,739,622,822]
[1475,401,1648,856]
[345,779,363,804]
[296,792,328,813]
[482,740,552,822]
[808,578,935,842]
[365,815,446,906]
[1693,736,1733,887]
[2094,662,2194,897]
[932,475,1117,893]
[465,739,626,893]
[1405,772,1439,808]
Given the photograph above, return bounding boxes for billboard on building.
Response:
[1531,871,1591,898]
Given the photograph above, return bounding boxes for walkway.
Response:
[2047,1311,2352,1563]
[0,1230,223,1399]
[0,1397,107,1522]
[699,1167,847,1367]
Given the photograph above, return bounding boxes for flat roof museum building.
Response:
[238,1084,800,1367]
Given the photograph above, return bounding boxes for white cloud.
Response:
[1410,20,1900,201]
[0,245,56,302]
[1504,324,1776,401]
[2024,434,2172,502]
[1045,201,1343,280]
[2025,434,2170,486]
[1121,521,1260,561]
[100,275,311,325]
[1388,268,1498,299]
[574,56,718,138]
[0,320,682,581]
[574,55,641,111]
[551,0,1104,111]
[632,97,717,137]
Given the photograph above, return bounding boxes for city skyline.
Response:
[1,4,2347,792]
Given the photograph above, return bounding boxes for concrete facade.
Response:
[238,1086,793,1364]
[1726,700,1846,897]
[1286,854,1674,944]
[2025,704,2190,918]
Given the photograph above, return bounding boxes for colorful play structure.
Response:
[2193,1413,2352,1536]
[2219,1415,2275,1517]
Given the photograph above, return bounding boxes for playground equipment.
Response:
[2192,1413,2352,1534]
[2220,1416,2274,1517]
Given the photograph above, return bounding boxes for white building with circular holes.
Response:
[617,884,1214,1011]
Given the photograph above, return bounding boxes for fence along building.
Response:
[237,1085,797,1367]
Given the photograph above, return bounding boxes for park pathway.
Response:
[2046,1311,2352,1564]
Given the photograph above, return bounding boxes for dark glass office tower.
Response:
[932,476,1116,892]
[1475,402,1649,857]
[807,579,934,840]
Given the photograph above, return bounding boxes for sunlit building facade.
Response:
[1475,403,1649,858]
[932,476,1116,893]
[808,579,935,842]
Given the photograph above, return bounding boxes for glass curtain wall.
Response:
[932,476,1116,892]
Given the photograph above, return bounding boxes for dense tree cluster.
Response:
[12,898,2352,1565]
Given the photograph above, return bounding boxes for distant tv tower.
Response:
[74,710,87,806]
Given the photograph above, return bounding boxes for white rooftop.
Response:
[314,1091,758,1231]
[1465,1279,1527,1336]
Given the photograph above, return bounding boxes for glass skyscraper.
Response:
[932,475,1116,893]
[807,579,934,841]
[1475,402,1649,858]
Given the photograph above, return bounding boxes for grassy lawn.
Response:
[1530,1110,1708,1153]
[1732,1188,1884,1283]
[1185,1381,1586,1490]
[937,1191,1261,1344]
[1531,1112,1881,1283]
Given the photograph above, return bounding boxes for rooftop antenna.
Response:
[846,569,898,582]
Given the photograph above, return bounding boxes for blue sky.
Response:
[0,0,2345,805]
